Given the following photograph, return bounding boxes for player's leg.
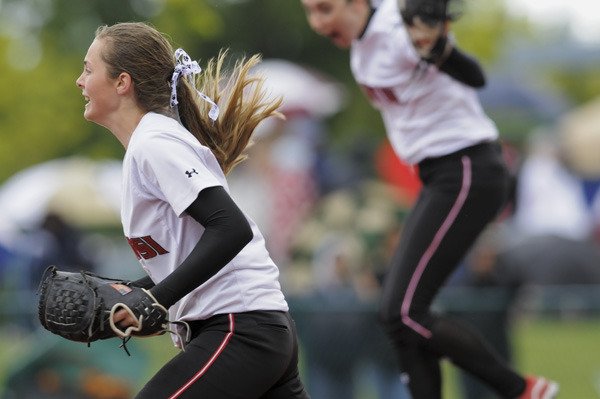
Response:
[260,313,310,399]
[136,311,307,399]
[381,173,480,398]
[420,145,526,397]
[380,179,448,397]
[380,143,526,398]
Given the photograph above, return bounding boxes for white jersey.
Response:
[121,112,288,325]
[351,0,498,164]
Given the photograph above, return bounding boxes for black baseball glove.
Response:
[398,0,460,64]
[399,0,461,27]
[38,266,169,350]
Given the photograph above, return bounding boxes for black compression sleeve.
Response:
[438,47,486,88]
[131,275,155,289]
[149,186,253,308]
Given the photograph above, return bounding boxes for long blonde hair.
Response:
[95,22,282,174]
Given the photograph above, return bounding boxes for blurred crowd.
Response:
[0,61,599,399]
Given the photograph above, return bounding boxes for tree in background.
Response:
[0,0,597,183]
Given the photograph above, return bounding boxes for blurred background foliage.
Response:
[1,2,599,398]
[0,0,598,183]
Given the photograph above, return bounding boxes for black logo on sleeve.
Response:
[185,168,198,178]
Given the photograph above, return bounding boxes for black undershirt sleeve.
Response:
[131,275,155,290]
[438,46,486,88]
[148,185,253,308]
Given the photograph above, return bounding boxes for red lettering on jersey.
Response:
[381,88,399,103]
[361,85,399,105]
[141,235,168,255]
[126,236,169,260]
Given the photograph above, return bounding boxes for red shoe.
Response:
[518,376,559,399]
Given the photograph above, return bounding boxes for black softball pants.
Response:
[136,310,310,399]
[379,141,526,398]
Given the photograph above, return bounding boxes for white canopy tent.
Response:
[0,157,122,247]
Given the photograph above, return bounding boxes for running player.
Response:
[76,22,309,399]
[300,0,558,398]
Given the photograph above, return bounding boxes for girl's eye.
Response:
[318,6,332,14]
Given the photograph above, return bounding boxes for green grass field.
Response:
[510,318,600,398]
[1,317,598,398]
[439,317,600,399]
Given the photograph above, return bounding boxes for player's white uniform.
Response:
[121,112,288,326]
[350,0,497,164]
[357,2,536,398]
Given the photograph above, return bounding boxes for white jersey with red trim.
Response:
[121,112,288,325]
[350,0,498,164]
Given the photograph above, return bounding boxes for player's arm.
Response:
[130,275,155,289]
[400,0,485,88]
[404,18,485,88]
[148,185,253,308]
[437,44,486,88]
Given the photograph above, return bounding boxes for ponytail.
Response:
[176,50,282,175]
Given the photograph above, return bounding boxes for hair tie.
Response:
[170,48,219,122]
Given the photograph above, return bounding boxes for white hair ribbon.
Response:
[170,48,219,122]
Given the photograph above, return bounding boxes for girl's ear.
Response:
[116,72,133,95]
